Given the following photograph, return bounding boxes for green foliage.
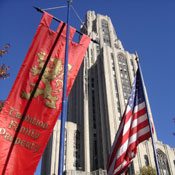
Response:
[0,101,4,111]
[0,44,10,57]
[0,44,10,79]
[137,166,156,175]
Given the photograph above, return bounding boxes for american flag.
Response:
[107,69,152,175]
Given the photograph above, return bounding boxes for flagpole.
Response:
[58,0,72,175]
[135,52,160,175]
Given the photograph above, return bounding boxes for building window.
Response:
[91,78,97,129]
[96,44,100,55]
[128,162,135,175]
[117,53,131,104]
[91,49,94,64]
[144,155,149,166]
[173,160,175,167]
[92,19,97,33]
[111,53,121,114]
[101,19,111,46]
[73,130,80,169]
[114,43,119,49]
[91,131,98,170]
[130,59,135,77]
[157,149,171,175]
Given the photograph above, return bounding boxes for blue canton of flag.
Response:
[128,70,145,109]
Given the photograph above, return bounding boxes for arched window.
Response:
[101,19,111,46]
[128,162,135,175]
[157,149,171,175]
[144,155,149,166]
[73,130,81,169]
[117,53,131,104]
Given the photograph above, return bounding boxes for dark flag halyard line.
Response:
[107,68,153,175]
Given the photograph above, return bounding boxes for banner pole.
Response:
[135,53,160,175]
[58,0,72,175]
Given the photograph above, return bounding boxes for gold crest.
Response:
[21,51,72,109]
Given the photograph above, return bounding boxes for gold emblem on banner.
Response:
[21,51,72,109]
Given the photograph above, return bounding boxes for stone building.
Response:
[41,11,175,175]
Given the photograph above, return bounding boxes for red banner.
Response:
[0,12,90,174]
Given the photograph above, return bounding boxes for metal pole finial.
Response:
[67,0,73,3]
[135,51,139,63]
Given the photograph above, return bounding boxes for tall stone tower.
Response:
[41,11,175,175]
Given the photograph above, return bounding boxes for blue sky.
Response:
[1,0,175,174]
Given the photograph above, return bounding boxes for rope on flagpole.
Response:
[70,5,88,32]
[41,6,67,11]
[135,52,161,175]
[70,5,94,39]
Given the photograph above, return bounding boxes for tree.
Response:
[0,43,10,79]
[0,101,4,111]
[137,166,156,175]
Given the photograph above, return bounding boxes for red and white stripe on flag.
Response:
[107,69,152,175]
